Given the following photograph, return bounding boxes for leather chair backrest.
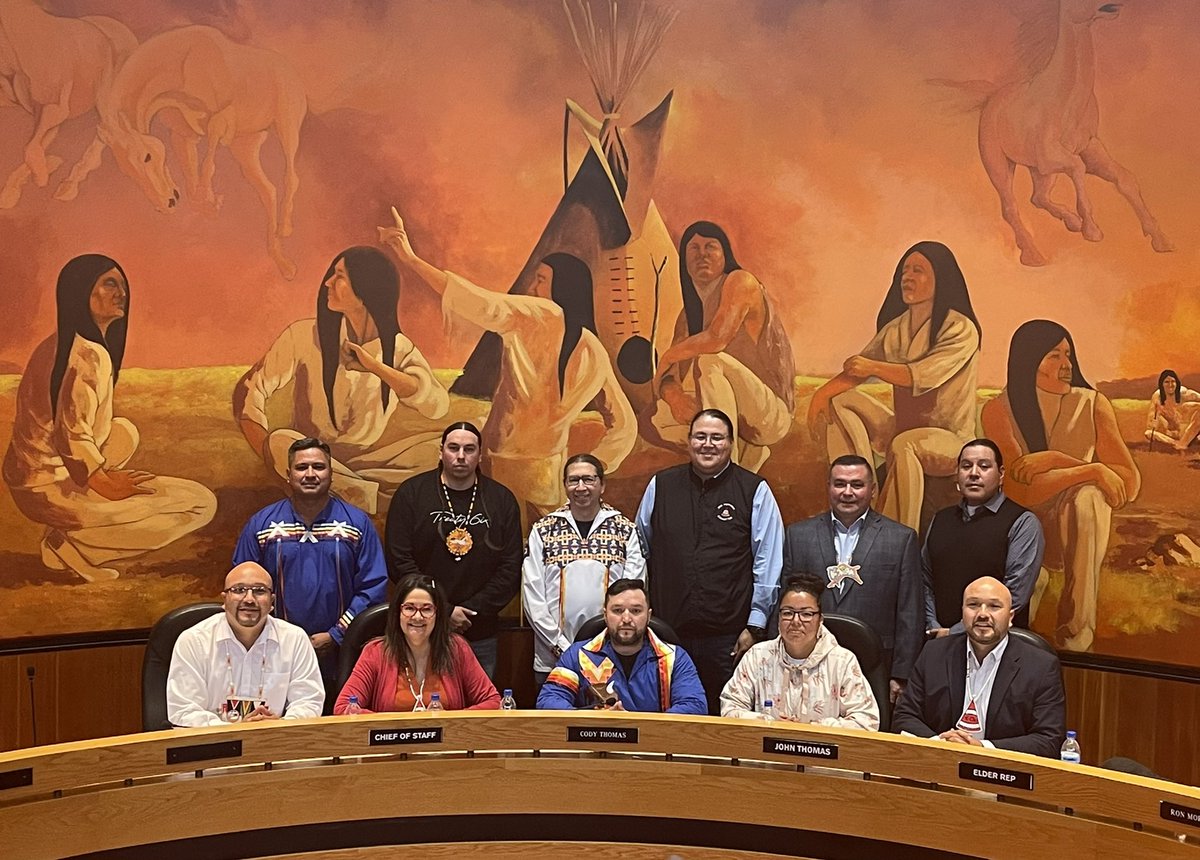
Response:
[1008,626,1057,657]
[822,612,891,732]
[572,614,681,646]
[336,603,390,691]
[141,602,223,731]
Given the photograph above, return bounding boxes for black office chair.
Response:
[573,614,681,646]
[141,602,223,731]
[1009,626,1057,657]
[336,602,390,691]
[822,613,891,732]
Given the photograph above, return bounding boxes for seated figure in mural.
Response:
[232,246,450,515]
[648,221,795,473]
[808,241,981,533]
[981,319,1141,652]
[378,207,636,528]
[1144,369,1200,451]
[2,255,216,581]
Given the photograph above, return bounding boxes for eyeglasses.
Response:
[690,433,728,445]
[779,608,821,623]
[400,603,436,618]
[225,585,272,597]
[565,475,600,487]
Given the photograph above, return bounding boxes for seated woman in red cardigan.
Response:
[335,573,500,712]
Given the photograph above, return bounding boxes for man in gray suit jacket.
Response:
[782,455,923,703]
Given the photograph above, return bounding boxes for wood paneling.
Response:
[0,644,143,750]
[1064,665,1200,785]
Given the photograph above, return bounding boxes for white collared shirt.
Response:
[959,634,1010,748]
[830,510,869,593]
[166,613,324,727]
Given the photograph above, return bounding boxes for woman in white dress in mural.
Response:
[233,246,450,515]
[3,254,216,581]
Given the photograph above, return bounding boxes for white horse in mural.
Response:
[938,0,1173,266]
[0,0,136,208]
[85,25,307,279]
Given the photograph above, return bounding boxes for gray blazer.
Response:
[782,508,923,680]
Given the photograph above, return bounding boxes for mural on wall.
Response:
[0,0,1197,670]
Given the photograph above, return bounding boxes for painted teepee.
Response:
[452,0,680,417]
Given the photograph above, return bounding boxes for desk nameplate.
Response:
[567,726,639,744]
[1162,801,1200,828]
[763,737,839,760]
[959,762,1034,791]
[369,727,443,746]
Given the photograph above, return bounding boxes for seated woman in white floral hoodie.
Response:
[720,574,879,730]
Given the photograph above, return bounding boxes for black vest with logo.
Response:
[648,462,764,636]
[926,496,1030,628]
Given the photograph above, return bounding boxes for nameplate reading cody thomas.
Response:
[369,727,443,746]
[958,762,1034,791]
[1161,801,1200,828]
[763,737,838,760]
[567,726,639,744]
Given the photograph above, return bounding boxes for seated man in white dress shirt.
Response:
[166,561,325,727]
[892,576,1065,757]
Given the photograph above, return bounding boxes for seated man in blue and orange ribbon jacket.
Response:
[535,579,707,714]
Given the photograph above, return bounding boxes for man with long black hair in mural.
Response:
[378,207,635,529]
[808,241,981,534]
[981,320,1141,652]
[3,255,216,581]
[649,221,795,474]
[1144,369,1200,451]
[233,246,449,515]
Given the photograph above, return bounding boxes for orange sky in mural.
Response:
[1,0,1196,385]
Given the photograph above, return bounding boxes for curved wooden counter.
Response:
[1,712,1197,859]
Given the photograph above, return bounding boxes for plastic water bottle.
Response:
[1060,730,1081,763]
[345,695,362,715]
[427,692,444,712]
[761,699,776,721]
[501,689,517,710]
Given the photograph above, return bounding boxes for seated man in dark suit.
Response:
[892,576,1065,757]
[783,455,923,703]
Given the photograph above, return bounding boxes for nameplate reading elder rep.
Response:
[763,737,838,760]
[1161,801,1200,828]
[958,762,1034,791]
[567,726,639,744]
[369,727,443,746]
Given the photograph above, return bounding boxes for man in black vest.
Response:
[923,438,1044,638]
[636,409,784,715]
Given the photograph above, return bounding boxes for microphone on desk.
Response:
[26,666,37,747]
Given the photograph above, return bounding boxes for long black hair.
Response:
[437,422,503,552]
[384,573,454,678]
[678,221,742,337]
[875,241,981,349]
[542,253,597,397]
[1158,369,1182,404]
[316,247,401,429]
[50,254,129,418]
[1005,320,1090,453]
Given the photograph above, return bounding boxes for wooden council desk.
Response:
[1,711,1198,859]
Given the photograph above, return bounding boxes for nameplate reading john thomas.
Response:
[763,737,838,760]
[958,762,1034,791]
[1161,801,1200,828]
[567,726,639,744]
[369,727,443,746]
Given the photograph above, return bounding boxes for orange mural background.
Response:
[1,0,1198,667]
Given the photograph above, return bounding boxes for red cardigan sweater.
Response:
[334,635,500,713]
